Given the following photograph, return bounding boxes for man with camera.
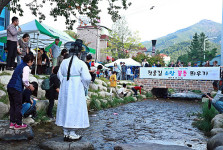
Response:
[205,81,223,113]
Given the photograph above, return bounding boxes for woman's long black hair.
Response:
[67,39,83,81]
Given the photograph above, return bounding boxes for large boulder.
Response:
[98,91,106,98]
[207,133,223,150]
[0,90,6,98]
[36,100,49,111]
[37,88,46,99]
[98,85,107,92]
[211,128,223,136]
[39,137,94,150]
[0,102,9,119]
[212,114,223,129]
[89,83,99,91]
[22,117,35,125]
[0,75,11,85]
[95,79,103,85]
[29,76,38,83]
[215,146,223,150]
[114,143,192,150]
[0,120,34,141]
[102,81,107,87]
[170,92,201,99]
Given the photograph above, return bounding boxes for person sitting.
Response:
[118,84,130,98]
[22,82,38,118]
[206,81,223,113]
[126,67,131,80]
[46,66,60,119]
[131,85,143,96]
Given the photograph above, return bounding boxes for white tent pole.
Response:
[35,32,40,75]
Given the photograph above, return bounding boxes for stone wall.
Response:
[135,79,213,93]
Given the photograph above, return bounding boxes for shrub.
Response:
[146,92,153,98]
[35,109,50,122]
[123,96,135,104]
[0,83,9,104]
[192,90,202,94]
[0,72,10,76]
[89,97,101,111]
[193,101,218,132]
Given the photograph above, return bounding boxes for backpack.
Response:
[41,78,51,90]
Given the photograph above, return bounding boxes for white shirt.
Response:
[118,87,127,94]
[22,66,30,87]
[126,68,131,75]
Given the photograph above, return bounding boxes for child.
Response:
[109,71,118,97]
[132,85,143,96]
[7,54,34,130]
[118,83,130,98]
[22,82,38,118]
[46,66,60,119]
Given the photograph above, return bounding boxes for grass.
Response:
[35,108,50,122]
[193,101,218,133]
[168,88,175,94]
[0,72,10,76]
[89,97,101,111]
[123,96,135,104]
[192,90,202,94]
[0,83,9,104]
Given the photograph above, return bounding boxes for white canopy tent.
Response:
[105,58,141,67]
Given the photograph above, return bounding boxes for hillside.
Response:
[142,19,221,50]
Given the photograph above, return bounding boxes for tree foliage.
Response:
[132,53,165,66]
[177,32,217,65]
[0,0,131,29]
[102,17,143,59]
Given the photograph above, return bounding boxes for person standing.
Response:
[126,67,131,80]
[57,49,68,66]
[37,50,43,75]
[56,40,91,141]
[17,33,30,66]
[113,63,121,80]
[50,38,60,71]
[188,62,192,67]
[142,59,148,67]
[41,48,49,74]
[46,66,60,119]
[7,54,34,129]
[109,71,118,96]
[121,62,127,80]
[156,61,161,67]
[6,16,21,70]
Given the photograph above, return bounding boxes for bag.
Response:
[41,78,51,90]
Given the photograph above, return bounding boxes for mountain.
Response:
[142,19,221,51]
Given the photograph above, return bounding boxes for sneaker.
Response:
[9,123,15,129]
[65,135,82,142]
[14,124,28,130]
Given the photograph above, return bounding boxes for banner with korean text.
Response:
[140,67,220,80]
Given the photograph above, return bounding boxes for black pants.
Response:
[6,40,17,68]
[8,88,23,125]
[132,87,137,95]
[47,98,55,117]
[0,63,6,71]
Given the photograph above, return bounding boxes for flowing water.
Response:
[0,99,207,150]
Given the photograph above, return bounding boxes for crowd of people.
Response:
[141,59,219,68]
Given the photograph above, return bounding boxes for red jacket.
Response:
[134,86,142,94]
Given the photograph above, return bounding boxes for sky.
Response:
[12,0,222,42]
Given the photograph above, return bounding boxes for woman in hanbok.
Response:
[56,39,91,141]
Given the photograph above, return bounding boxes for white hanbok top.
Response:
[56,55,91,128]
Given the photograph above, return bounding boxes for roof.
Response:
[100,34,109,40]
[77,26,101,30]
[138,47,147,51]
[159,53,168,57]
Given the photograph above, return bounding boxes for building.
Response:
[0,7,10,53]
[76,26,110,62]
[159,53,171,66]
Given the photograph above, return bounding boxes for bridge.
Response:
[135,67,220,93]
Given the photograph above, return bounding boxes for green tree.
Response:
[0,0,131,29]
[188,33,201,63]
[103,17,143,59]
